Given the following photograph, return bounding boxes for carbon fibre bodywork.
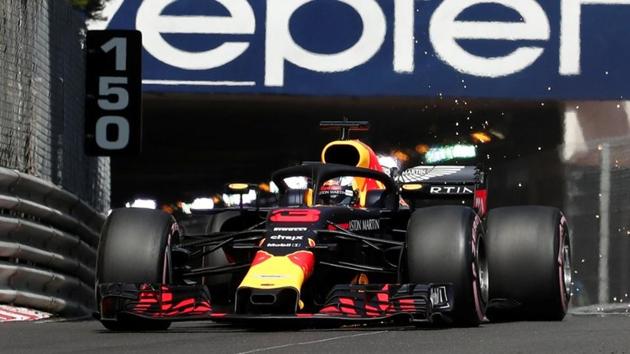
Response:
[97,282,455,325]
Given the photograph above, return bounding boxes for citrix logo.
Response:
[135,0,630,85]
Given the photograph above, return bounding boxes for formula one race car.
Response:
[95,121,571,330]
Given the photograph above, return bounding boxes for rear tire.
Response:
[96,208,179,331]
[486,206,571,321]
[406,206,487,326]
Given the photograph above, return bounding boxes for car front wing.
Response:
[96,282,455,326]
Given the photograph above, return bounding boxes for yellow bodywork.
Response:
[321,140,373,169]
[239,254,308,291]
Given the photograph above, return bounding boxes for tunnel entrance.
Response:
[111,94,563,209]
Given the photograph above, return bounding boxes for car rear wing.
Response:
[396,165,487,216]
[396,165,480,184]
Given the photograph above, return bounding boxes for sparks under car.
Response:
[95,121,571,330]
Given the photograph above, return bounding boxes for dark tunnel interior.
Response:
[111,94,563,208]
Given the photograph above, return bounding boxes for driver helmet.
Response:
[318,177,358,206]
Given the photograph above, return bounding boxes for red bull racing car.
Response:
[95,121,571,330]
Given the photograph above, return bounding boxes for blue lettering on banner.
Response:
[94,0,630,99]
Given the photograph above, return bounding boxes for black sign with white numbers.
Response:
[85,30,142,156]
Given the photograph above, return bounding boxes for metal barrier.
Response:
[0,167,105,316]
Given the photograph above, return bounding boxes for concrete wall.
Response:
[0,0,110,211]
[563,102,630,306]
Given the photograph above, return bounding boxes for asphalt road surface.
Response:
[0,314,628,353]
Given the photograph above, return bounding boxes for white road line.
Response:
[142,80,256,87]
[236,331,387,354]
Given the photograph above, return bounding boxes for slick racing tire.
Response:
[96,208,179,331]
[406,206,487,326]
[485,206,571,321]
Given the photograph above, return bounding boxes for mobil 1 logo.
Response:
[85,30,142,156]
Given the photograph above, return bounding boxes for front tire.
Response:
[96,208,179,331]
[406,206,487,326]
[486,206,571,321]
